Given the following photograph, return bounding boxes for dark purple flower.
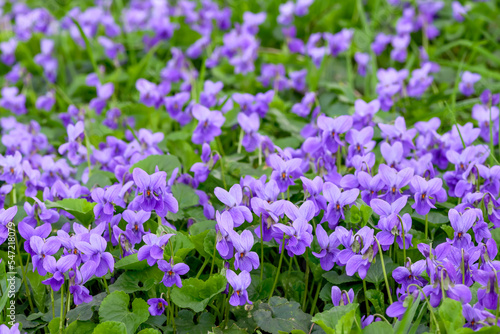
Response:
[148,298,167,316]
[410,176,447,215]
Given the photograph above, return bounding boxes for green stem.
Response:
[398,215,406,261]
[14,229,34,311]
[374,237,393,304]
[237,128,244,154]
[196,258,209,279]
[302,251,310,311]
[408,284,440,333]
[215,138,227,189]
[363,279,370,315]
[209,233,218,275]
[223,290,230,329]
[310,282,322,315]
[64,282,71,327]
[425,214,429,240]
[102,277,110,295]
[51,289,55,319]
[260,217,265,282]
[59,283,65,334]
[268,234,286,301]
[71,18,100,79]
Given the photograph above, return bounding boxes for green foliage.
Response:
[46,198,96,225]
[312,303,359,334]
[128,154,181,175]
[98,291,150,334]
[253,297,313,334]
[170,274,227,312]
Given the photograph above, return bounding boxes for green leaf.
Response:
[46,198,96,225]
[365,256,398,284]
[189,220,216,235]
[394,295,420,334]
[323,271,361,285]
[171,183,199,209]
[98,291,150,334]
[129,154,181,175]
[66,321,96,334]
[93,321,127,334]
[253,297,313,334]
[114,253,148,271]
[110,267,163,293]
[438,298,464,332]
[176,310,216,334]
[360,205,373,225]
[26,270,47,312]
[335,305,357,334]
[67,292,107,323]
[366,289,385,315]
[212,323,249,334]
[48,318,61,334]
[137,329,161,334]
[363,321,394,334]
[86,170,115,188]
[280,271,306,303]
[312,303,359,334]
[170,274,227,312]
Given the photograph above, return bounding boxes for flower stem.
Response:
[237,128,243,154]
[310,282,322,315]
[209,233,218,276]
[425,214,429,240]
[260,218,265,282]
[302,250,310,311]
[59,283,65,334]
[374,237,393,304]
[14,227,35,311]
[196,258,209,279]
[268,234,286,302]
[363,279,370,315]
[398,215,406,261]
[102,277,110,294]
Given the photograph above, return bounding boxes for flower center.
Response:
[281,172,286,180]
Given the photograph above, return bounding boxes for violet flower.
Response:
[459,71,481,96]
[137,233,174,266]
[214,184,253,227]
[192,104,225,145]
[158,260,190,288]
[226,269,252,306]
[148,298,167,316]
[230,230,259,272]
